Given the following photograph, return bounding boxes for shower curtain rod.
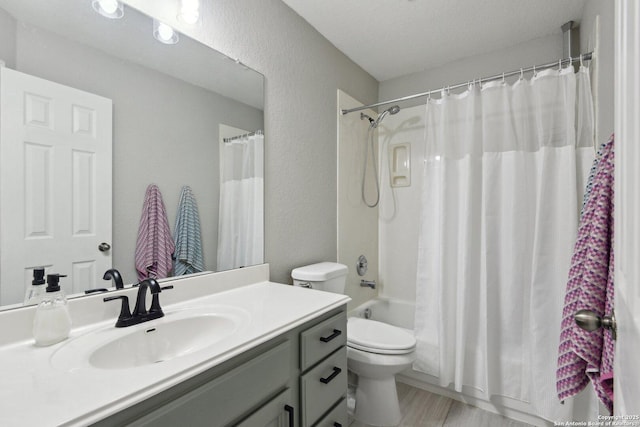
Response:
[223,130,263,143]
[341,52,593,115]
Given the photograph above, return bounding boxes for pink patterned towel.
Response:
[135,184,175,281]
[557,135,615,412]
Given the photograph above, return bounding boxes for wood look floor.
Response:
[349,382,534,427]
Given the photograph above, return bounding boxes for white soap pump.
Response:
[32,273,72,347]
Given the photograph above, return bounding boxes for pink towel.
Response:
[557,135,614,412]
[135,184,175,281]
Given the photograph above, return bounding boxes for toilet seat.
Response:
[347,317,416,355]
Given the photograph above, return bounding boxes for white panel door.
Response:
[614,0,640,414]
[0,67,112,305]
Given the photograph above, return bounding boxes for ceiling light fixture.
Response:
[91,0,124,19]
[179,0,200,24]
[153,19,179,45]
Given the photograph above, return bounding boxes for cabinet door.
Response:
[128,341,290,427]
[235,389,294,427]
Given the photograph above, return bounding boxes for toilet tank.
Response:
[291,262,348,294]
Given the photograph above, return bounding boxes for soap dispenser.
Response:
[24,267,46,305]
[32,274,72,346]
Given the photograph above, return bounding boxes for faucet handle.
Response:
[104,295,133,328]
[150,285,174,314]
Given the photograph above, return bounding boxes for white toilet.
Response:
[291,262,416,427]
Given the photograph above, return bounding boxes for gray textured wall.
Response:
[126,0,379,283]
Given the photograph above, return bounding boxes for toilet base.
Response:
[354,376,402,427]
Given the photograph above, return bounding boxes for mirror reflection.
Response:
[0,0,264,308]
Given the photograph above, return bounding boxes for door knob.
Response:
[574,309,616,340]
[98,242,111,252]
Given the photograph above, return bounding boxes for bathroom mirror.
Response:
[0,0,264,308]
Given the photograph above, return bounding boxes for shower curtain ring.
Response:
[580,54,584,68]
[520,68,524,80]
[558,59,562,70]
[533,64,537,76]
[502,72,505,84]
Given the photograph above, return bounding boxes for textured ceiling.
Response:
[281,0,589,81]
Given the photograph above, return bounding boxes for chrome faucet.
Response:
[103,278,173,327]
[360,279,376,289]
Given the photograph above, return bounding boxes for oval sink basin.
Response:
[90,315,236,369]
[51,306,250,371]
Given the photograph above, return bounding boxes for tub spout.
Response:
[360,280,376,289]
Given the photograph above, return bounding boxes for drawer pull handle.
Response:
[284,404,294,426]
[320,366,342,384]
[319,329,342,343]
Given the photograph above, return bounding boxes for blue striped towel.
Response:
[173,186,205,276]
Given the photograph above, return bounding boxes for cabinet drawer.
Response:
[313,398,348,427]
[300,312,346,371]
[129,340,291,427]
[300,347,347,427]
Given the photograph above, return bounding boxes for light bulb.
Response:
[157,23,174,41]
[100,0,118,14]
[180,10,199,24]
[179,0,200,24]
[91,0,124,19]
[153,20,179,45]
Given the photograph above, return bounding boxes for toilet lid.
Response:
[347,317,416,355]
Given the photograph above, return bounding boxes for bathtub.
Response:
[348,297,551,427]
[348,296,415,330]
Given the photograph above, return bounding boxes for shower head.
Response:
[373,105,401,127]
[388,105,401,115]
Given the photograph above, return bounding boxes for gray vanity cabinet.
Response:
[91,306,347,427]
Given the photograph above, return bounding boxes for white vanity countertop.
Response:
[0,281,349,427]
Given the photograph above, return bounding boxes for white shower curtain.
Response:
[414,66,597,421]
[217,133,264,271]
